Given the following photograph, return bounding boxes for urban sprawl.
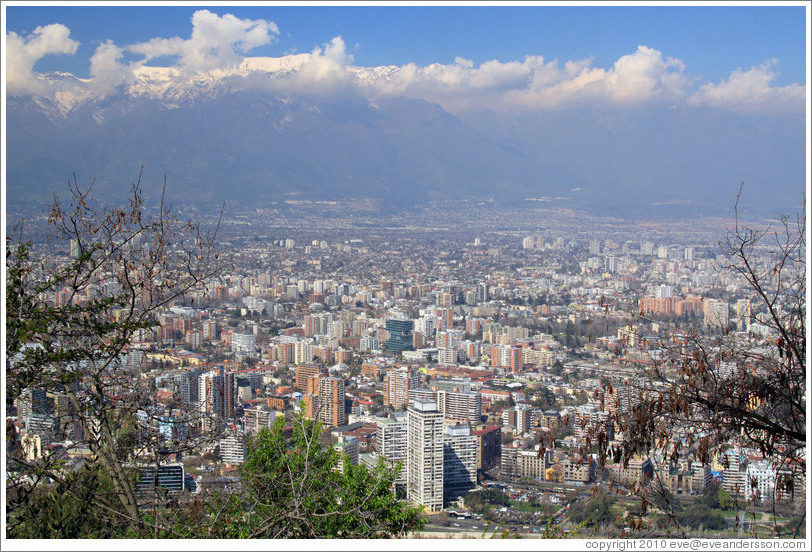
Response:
[11,202,804,537]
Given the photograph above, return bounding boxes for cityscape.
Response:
[3,2,808,549]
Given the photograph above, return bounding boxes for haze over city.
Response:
[2,1,809,548]
[3,3,807,217]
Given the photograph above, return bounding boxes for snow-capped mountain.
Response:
[6,60,805,217]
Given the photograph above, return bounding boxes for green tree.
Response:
[162,413,425,538]
[6,176,222,537]
[567,494,613,528]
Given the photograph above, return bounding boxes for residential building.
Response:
[443,424,477,503]
[407,399,444,512]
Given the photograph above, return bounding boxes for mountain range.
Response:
[6,60,806,218]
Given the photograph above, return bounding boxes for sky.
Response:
[2,2,809,114]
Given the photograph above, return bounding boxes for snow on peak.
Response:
[26,55,411,115]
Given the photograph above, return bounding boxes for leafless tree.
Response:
[6,172,222,536]
[600,193,805,536]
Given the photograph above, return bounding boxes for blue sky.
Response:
[4,3,808,115]
[5,4,807,85]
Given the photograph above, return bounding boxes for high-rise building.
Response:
[69,239,80,259]
[383,366,418,409]
[407,399,444,512]
[202,319,218,342]
[689,461,713,494]
[722,448,746,497]
[304,312,334,337]
[704,299,730,329]
[334,435,359,472]
[376,413,409,486]
[384,319,414,354]
[199,369,224,428]
[231,332,256,353]
[476,283,489,303]
[604,256,618,273]
[199,367,236,428]
[502,405,533,435]
[434,308,454,331]
[243,406,278,434]
[295,363,326,389]
[436,390,482,422]
[135,463,185,494]
[219,428,248,465]
[684,246,695,261]
[508,345,523,374]
[302,373,321,421]
[436,347,458,365]
[317,376,346,427]
[736,299,752,331]
[472,425,502,471]
[588,240,600,255]
[443,424,477,503]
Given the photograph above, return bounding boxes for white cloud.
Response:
[126,36,185,62]
[503,46,691,109]
[7,14,804,117]
[127,9,279,72]
[605,46,688,102]
[689,61,806,113]
[298,36,353,82]
[89,40,134,94]
[6,23,79,95]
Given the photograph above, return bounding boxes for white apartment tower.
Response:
[407,399,444,512]
[376,413,408,485]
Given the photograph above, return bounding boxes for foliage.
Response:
[464,487,511,513]
[6,174,221,536]
[677,504,727,531]
[595,197,805,536]
[159,413,425,538]
[647,203,802,461]
[716,487,734,510]
[6,461,137,538]
[530,385,556,410]
[567,494,614,528]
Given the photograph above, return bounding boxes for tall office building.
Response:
[508,345,523,374]
[199,367,236,429]
[407,399,444,512]
[589,240,601,255]
[434,308,454,331]
[295,363,326,389]
[502,404,533,435]
[304,312,334,337]
[472,425,502,471]
[476,282,489,303]
[198,369,224,429]
[384,319,414,354]
[219,428,248,465]
[436,347,458,365]
[722,447,746,497]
